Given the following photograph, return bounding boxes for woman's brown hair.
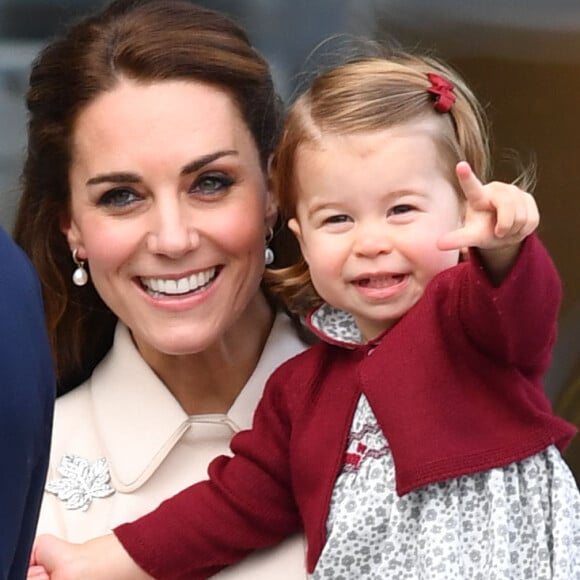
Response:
[13,0,283,394]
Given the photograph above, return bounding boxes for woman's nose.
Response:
[146,200,199,257]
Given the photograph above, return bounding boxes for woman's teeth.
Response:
[141,267,216,296]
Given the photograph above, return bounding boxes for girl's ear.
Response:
[287,217,301,240]
[288,217,309,262]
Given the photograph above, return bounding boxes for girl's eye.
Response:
[324,214,351,225]
[192,172,235,196]
[97,188,140,208]
[389,204,414,216]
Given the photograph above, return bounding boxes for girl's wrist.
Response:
[84,534,152,580]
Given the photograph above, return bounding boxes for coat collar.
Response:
[91,315,307,492]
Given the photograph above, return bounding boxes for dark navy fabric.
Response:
[0,227,55,580]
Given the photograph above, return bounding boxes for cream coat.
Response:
[38,314,308,579]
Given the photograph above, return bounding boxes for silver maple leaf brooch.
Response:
[45,454,115,511]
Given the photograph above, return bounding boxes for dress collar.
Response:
[91,315,306,492]
[307,303,378,348]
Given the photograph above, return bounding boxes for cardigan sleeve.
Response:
[448,233,561,376]
[114,365,302,580]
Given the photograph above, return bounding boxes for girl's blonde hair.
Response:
[268,50,500,315]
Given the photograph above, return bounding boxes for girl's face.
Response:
[64,79,277,357]
[289,120,463,341]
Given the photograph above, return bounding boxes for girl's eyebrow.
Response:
[85,150,239,186]
[306,189,425,215]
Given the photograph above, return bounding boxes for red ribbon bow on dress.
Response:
[427,73,456,113]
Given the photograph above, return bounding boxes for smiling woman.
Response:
[64,79,275,372]
[14,0,308,578]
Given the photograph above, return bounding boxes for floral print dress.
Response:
[310,305,580,580]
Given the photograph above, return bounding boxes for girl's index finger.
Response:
[455,161,488,208]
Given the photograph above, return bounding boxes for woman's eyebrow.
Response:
[181,150,238,176]
[85,150,239,186]
[86,172,141,186]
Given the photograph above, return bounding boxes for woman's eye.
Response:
[97,188,140,208]
[193,173,234,196]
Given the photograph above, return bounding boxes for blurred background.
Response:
[1,0,579,481]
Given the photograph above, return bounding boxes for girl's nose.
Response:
[353,223,393,258]
[146,199,199,257]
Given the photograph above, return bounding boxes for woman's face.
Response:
[64,79,277,356]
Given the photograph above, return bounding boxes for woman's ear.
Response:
[59,212,86,258]
[264,156,279,229]
[264,189,278,230]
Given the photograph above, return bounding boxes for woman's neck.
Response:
[134,293,275,416]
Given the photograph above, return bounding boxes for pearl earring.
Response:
[72,249,89,287]
[265,227,275,266]
[265,247,275,265]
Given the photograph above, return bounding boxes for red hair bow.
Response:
[427,73,456,113]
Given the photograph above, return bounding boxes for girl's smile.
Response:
[289,119,463,341]
[350,272,409,302]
